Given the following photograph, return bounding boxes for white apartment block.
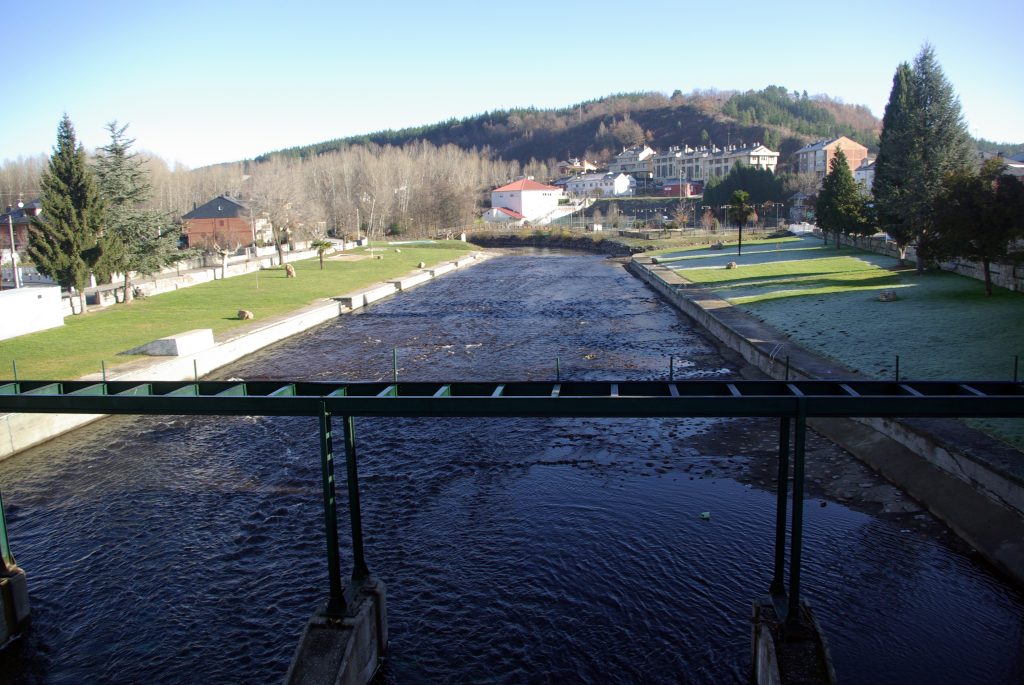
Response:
[653,143,780,183]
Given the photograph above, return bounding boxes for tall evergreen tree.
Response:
[873,62,914,261]
[94,121,181,302]
[815,149,867,249]
[29,115,106,314]
[874,45,973,270]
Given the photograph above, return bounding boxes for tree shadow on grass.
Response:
[716,274,909,303]
[681,269,899,291]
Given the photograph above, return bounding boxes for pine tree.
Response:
[873,62,914,261]
[29,115,106,314]
[94,121,181,301]
[815,149,867,249]
[874,45,974,269]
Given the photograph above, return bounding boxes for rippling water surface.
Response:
[1,252,1022,683]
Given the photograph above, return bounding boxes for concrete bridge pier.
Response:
[0,488,29,646]
[284,578,387,685]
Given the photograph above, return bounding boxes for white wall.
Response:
[0,286,64,340]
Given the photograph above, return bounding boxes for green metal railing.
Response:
[0,378,1021,628]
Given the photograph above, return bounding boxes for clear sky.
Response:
[4,0,1022,169]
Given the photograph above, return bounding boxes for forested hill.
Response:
[257,87,883,166]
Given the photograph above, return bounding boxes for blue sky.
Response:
[4,0,1022,169]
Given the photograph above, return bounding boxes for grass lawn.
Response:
[657,235,1024,447]
[0,242,472,379]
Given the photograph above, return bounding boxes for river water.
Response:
[0,251,1022,684]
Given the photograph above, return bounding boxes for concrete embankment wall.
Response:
[0,254,489,461]
[628,257,1024,585]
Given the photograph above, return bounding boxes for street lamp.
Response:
[5,200,23,289]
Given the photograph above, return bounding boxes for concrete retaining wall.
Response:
[627,257,1024,512]
[0,286,63,340]
[628,256,1024,584]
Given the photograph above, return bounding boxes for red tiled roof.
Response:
[492,179,560,193]
[494,207,525,219]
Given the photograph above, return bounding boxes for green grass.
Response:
[658,236,1024,448]
[0,242,472,379]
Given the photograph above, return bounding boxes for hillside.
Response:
[257,88,883,168]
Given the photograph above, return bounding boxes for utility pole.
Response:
[5,200,23,289]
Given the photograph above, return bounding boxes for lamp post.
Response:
[5,201,23,289]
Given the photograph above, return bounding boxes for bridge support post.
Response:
[786,403,807,630]
[769,416,790,618]
[318,404,346,618]
[288,409,386,685]
[0,489,30,646]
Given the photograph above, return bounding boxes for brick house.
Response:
[794,136,869,182]
[182,195,269,248]
[0,199,41,252]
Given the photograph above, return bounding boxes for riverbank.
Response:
[0,252,489,460]
[628,256,1024,587]
[0,242,473,379]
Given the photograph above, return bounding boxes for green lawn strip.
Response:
[0,242,472,379]
[647,236,801,258]
[671,235,1024,447]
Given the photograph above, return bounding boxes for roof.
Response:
[492,179,561,193]
[181,195,250,220]
[488,207,524,219]
[0,198,42,225]
[795,136,867,155]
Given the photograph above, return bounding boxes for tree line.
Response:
[18,116,555,312]
[814,45,1024,295]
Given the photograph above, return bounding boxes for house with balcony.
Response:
[794,136,869,182]
[557,158,599,176]
[609,145,656,179]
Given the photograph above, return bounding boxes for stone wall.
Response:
[830,232,1024,292]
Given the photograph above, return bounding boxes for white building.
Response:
[566,172,635,198]
[609,145,656,178]
[855,158,876,191]
[653,143,780,183]
[486,178,565,225]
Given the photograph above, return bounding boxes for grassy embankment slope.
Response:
[0,242,472,380]
[652,235,1024,446]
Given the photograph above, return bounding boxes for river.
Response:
[0,251,1021,683]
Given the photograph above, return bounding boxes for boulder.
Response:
[238,309,254,320]
[726,261,737,270]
